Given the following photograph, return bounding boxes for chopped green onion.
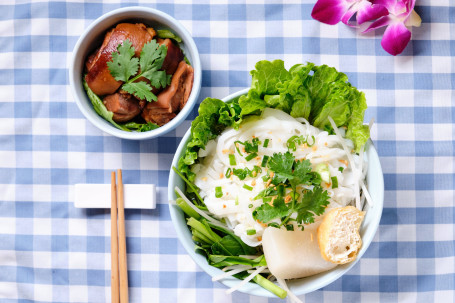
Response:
[263,139,270,147]
[248,204,253,208]
[331,176,338,189]
[215,186,223,198]
[234,141,243,155]
[235,197,239,205]
[285,224,294,231]
[229,154,236,166]
[225,168,232,178]
[338,167,344,172]
[307,135,316,147]
[252,165,262,176]
[246,229,256,235]
[243,184,253,191]
[261,155,269,167]
[268,222,280,228]
[245,152,258,162]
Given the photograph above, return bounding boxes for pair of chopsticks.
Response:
[111,169,129,303]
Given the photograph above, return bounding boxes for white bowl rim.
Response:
[69,6,202,140]
[168,88,384,297]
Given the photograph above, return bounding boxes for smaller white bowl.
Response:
[69,7,201,140]
[168,88,384,297]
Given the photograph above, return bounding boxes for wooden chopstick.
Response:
[111,172,119,303]
[117,169,129,303]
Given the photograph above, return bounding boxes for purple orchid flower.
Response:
[311,0,388,26]
[363,0,422,55]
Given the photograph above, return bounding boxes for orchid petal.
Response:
[356,2,389,24]
[394,1,407,15]
[311,0,352,25]
[341,5,358,26]
[362,15,391,33]
[381,21,411,55]
[373,0,398,11]
[404,9,421,27]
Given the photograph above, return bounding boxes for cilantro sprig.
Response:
[252,152,329,229]
[107,39,171,102]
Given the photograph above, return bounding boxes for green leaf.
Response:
[306,64,348,117]
[122,81,157,102]
[211,235,248,256]
[277,63,314,118]
[238,90,267,117]
[290,159,313,189]
[346,92,370,152]
[267,152,295,184]
[156,29,182,43]
[207,221,257,255]
[250,60,291,97]
[83,77,130,131]
[263,94,281,108]
[107,39,139,82]
[311,81,355,129]
[209,255,267,268]
[295,187,330,225]
[122,121,159,132]
[252,196,289,223]
[140,40,167,73]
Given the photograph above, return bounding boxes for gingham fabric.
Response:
[0,1,454,302]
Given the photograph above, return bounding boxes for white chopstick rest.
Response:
[74,184,156,209]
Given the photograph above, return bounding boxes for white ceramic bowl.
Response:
[69,7,201,140]
[168,88,384,297]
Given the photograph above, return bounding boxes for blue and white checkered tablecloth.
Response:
[0,0,454,302]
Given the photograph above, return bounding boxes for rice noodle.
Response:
[192,110,369,243]
[174,186,231,229]
[328,116,361,209]
[222,264,252,272]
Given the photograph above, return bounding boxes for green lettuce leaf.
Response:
[306,65,348,118]
[277,63,314,119]
[156,29,182,43]
[179,97,242,182]
[250,60,291,96]
[311,81,356,129]
[238,90,266,117]
[346,92,370,152]
[83,78,130,132]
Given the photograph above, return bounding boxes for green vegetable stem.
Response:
[83,78,130,132]
[156,29,182,43]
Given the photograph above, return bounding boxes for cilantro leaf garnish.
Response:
[253,196,289,223]
[122,81,154,101]
[107,40,139,82]
[252,151,330,229]
[139,40,169,89]
[295,187,330,224]
[290,159,313,189]
[108,39,169,102]
[267,152,295,184]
